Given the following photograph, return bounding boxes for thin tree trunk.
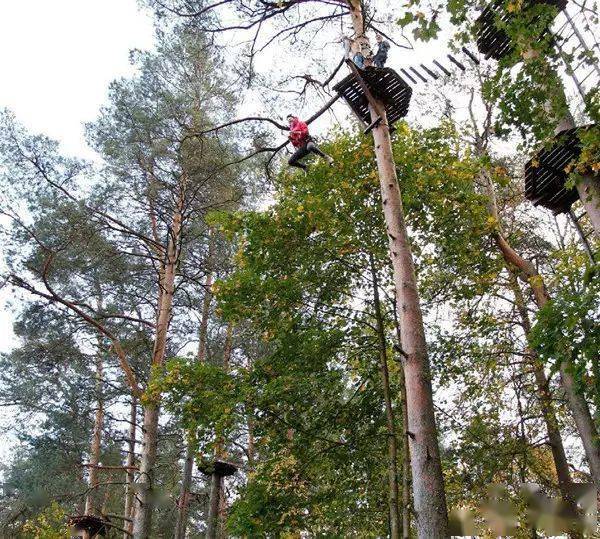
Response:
[400,374,411,539]
[209,324,233,539]
[509,273,576,493]
[369,254,401,539]
[124,398,137,539]
[344,7,448,537]
[217,478,228,539]
[246,355,256,470]
[174,232,217,539]
[133,177,186,539]
[509,276,582,539]
[85,344,104,515]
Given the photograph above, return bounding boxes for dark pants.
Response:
[373,53,387,68]
[288,141,327,170]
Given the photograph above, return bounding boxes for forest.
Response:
[0,0,599,537]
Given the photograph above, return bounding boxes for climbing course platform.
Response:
[333,67,412,126]
[524,124,595,214]
[68,515,109,537]
[475,0,568,59]
[197,458,238,477]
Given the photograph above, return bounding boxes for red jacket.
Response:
[288,117,310,148]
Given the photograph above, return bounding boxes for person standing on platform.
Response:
[373,33,390,67]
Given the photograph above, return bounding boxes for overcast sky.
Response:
[0,1,155,354]
[0,0,155,158]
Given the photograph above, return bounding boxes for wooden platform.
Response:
[524,125,595,214]
[475,0,567,59]
[333,67,412,125]
[197,458,238,477]
[68,515,108,536]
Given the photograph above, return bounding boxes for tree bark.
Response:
[124,398,137,539]
[393,300,412,539]
[344,6,448,537]
[370,105,449,539]
[133,177,186,539]
[174,450,194,539]
[211,324,233,539]
[369,254,401,539]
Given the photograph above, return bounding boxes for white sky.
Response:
[0,1,155,355]
[0,0,155,159]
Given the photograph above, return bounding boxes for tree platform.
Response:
[475,0,567,60]
[524,124,595,214]
[68,515,108,536]
[333,67,412,126]
[197,458,238,477]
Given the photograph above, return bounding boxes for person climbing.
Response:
[286,114,334,172]
[373,33,390,68]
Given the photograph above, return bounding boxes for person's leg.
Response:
[288,145,309,170]
[373,53,386,67]
[307,142,334,165]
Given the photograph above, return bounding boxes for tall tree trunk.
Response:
[400,372,411,539]
[343,8,449,529]
[217,480,228,539]
[174,232,217,539]
[85,345,104,515]
[369,254,401,539]
[343,38,449,539]
[344,6,448,537]
[124,398,137,539]
[133,178,186,539]
[174,451,194,539]
[509,273,575,490]
[371,107,448,539]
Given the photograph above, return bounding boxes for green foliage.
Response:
[530,251,600,400]
[20,503,70,539]
[392,123,501,302]
[151,357,245,458]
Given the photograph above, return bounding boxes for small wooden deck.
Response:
[68,515,108,536]
[475,0,567,59]
[197,459,238,477]
[524,125,595,214]
[333,67,412,125]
